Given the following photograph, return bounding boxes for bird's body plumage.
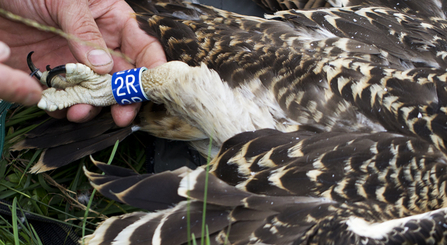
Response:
[133,0,447,156]
[15,0,447,244]
[85,129,447,244]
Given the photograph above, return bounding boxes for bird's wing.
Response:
[127,1,447,156]
[251,0,332,12]
[84,156,331,245]
[252,0,447,19]
[26,0,447,169]
[83,128,447,244]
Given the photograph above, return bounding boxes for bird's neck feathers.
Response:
[140,61,292,146]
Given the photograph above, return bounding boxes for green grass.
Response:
[200,136,213,245]
[0,6,219,244]
[0,105,149,244]
[1,105,218,244]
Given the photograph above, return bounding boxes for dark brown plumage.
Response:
[252,0,331,12]
[13,0,447,244]
[85,128,447,244]
[131,0,447,155]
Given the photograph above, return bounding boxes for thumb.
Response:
[0,41,41,105]
[55,1,113,74]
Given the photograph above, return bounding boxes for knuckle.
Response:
[72,18,103,41]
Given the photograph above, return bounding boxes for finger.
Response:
[0,64,42,106]
[88,1,166,71]
[111,103,141,127]
[46,109,68,119]
[44,102,102,123]
[119,11,167,69]
[54,0,113,74]
[0,41,11,62]
[110,51,136,73]
[66,104,102,123]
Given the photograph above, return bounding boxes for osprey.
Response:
[17,0,447,244]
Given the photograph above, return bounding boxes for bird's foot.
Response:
[28,52,116,111]
[37,63,115,111]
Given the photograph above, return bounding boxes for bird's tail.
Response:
[10,111,136,173]
[83,159,329,245]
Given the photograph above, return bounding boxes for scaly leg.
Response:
[33,60,281,147]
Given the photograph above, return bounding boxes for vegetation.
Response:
[0,105,149,244]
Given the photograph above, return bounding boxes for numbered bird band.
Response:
[112,67,150,105]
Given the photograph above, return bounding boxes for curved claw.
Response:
[27,51,42,79]
[45,65,66,88]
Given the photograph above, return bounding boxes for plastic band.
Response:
[112,67,150,105]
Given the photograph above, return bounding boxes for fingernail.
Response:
[0,41,11,61]
[87,49,112,67]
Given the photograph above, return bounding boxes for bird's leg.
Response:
[34,61,186,112]
[34,59,270,147]
[27,52,115,111]
[33,59,211,113]
[36,63,115,111]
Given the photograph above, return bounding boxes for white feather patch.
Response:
[178,167,205,198]
[145,62,288,147]
[110,210,173,245]
[346,207,447,239]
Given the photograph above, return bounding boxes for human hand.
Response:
[0,41,42,106]
[0,0,166,126]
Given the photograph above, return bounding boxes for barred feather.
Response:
[84,129,447,244]
[80,1,447,243]
[16,0,447,243]
[129,0,447,157]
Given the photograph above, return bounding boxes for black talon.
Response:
[45,65,66,88]
[27,51,67,87]
[27,51,41,80]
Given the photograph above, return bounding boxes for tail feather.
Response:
[86,161,191,211]
[84,163,331,244]
[83,211,158,245]
[156,202,231,245]
[9,111,136,173]
[11,113,116,150]
[178,167,251,206]
[90,158,138,177]
[29,126,134,173]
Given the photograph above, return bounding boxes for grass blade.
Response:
[201,136,213,245]
[0,100,12,159]
[11,197,19,245]
[80,140,120,245]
